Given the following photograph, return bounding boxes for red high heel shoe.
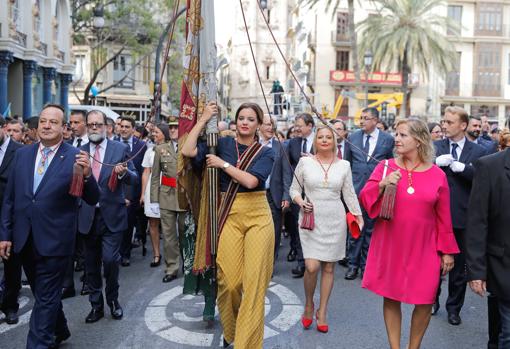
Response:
[301,304,314,329]
[316,310,329,333]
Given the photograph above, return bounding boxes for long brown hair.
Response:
[234,103,264,125]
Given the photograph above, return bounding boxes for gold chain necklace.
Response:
[315,155,335,187]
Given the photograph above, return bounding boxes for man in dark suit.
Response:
[284,113,315,278]
[344,107,394,280]
[0,116,23,325]
[78,110,137,323]
[465,149,510,348]
[118,116,146,266]
[466,115,498,154]
[260,115,291,261]
[330,119,351,267]
[0,104,99,349]
[434,106,487,326]
[69,110,89,147]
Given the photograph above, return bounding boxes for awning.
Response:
[104,94,152,105]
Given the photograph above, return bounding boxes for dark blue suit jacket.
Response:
[78,140,138,234]
[0,142,99,256]
[123,137,145,201]
[434,138,487,230]
[0,139,23,217]
[345,130,394,194]
[476,137,498,154]
[269,138,292,205]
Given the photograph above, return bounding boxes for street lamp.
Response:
[93,5,105,29]
[260,0,268,10]
[364,50,373,108]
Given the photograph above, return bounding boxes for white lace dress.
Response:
[289,156,362,262]
[142,146,160,218]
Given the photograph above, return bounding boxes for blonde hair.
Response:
[499,128,510,151]
[313,124,338,156]
[394,118,435,163]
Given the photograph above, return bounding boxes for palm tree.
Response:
[356,0,458,117]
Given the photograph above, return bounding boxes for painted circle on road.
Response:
[144,282,302,347]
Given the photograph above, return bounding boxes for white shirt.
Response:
[449,137,466,160]
[0,136,11,167]
[171,140,178,153]
[364,128,380,161]
[34,141,62,179]
[72,134,89,147]
[302,132,315,154]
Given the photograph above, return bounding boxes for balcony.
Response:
[473,83,501,97]
[331,31,351,47]
[330,70,404,86]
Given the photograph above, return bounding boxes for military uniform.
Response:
[150,137,185,279]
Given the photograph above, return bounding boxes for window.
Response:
[336,12,349,41]
[447,5,462,35]
[11,0,22,31]
[336,51,349,70]
[113,54,134,88]
[475,3,503,36]
[445,52,461,96]
[470,105,498,119]
[266,65,270,80]
[474,43,501,96]
[73,54,85,80]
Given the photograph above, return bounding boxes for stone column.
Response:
[0,51,14,115]
[43,67,57,104]
[23,60,37,121]
[60,74,73,120]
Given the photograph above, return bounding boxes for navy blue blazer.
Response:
[0,139,23,217]
[78,140,138,234]
[269,138,292,205]
[123,137,145,200]
[0,142,99,256]
[345,130,394,194]
[476,137,498,154]
[434,138,487,230]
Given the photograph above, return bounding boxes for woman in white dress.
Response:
[290,124,363,333]
[140,123,170,267]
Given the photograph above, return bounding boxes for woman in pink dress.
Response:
[359,118,459,349]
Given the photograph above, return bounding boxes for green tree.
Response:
[70,0,183,105]
[357,0,458,117]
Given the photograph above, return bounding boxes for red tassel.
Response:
[69,163,84,197]
[108,167,118,192]
[380,183,397,220]
[300,209,315,230]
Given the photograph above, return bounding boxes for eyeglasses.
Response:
[86,123,105,129]
[361,116,376,121]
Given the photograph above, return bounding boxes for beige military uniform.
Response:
[150,142,185,276]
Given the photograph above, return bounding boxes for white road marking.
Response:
[158,326,214,347]
[0,297,32,334]
[270,305,302,331]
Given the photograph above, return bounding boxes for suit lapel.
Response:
[0,141,17,175]
[35,143,69,196]
[459,140,473,163]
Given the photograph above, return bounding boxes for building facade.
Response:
[442,1,510,127]
[0,0,74,120]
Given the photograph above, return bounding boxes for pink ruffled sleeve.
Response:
[359,161,387,219]
[435,171,460,254]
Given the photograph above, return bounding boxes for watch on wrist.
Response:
[222,162,230,170]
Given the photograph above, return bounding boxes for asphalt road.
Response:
[1,240,488,349]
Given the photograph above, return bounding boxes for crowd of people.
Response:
[0,102,508,349]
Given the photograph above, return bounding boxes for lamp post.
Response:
[89,4,105,105]
[364,50,373,108]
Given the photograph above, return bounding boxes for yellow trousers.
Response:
[217,191,275,349]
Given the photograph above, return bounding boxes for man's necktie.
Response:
[33,147,53,193]
[174,142,178,153]
[337,144,343,159]
[76,138,82,148]
[302,138,307,153]
[92,145,102,180]
[451,143,458,160]
[123,139,131,152]
[363,134,371,155]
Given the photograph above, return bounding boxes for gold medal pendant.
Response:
[323,180,328,188]
[37,166,44,175]
[407,186,415,195]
